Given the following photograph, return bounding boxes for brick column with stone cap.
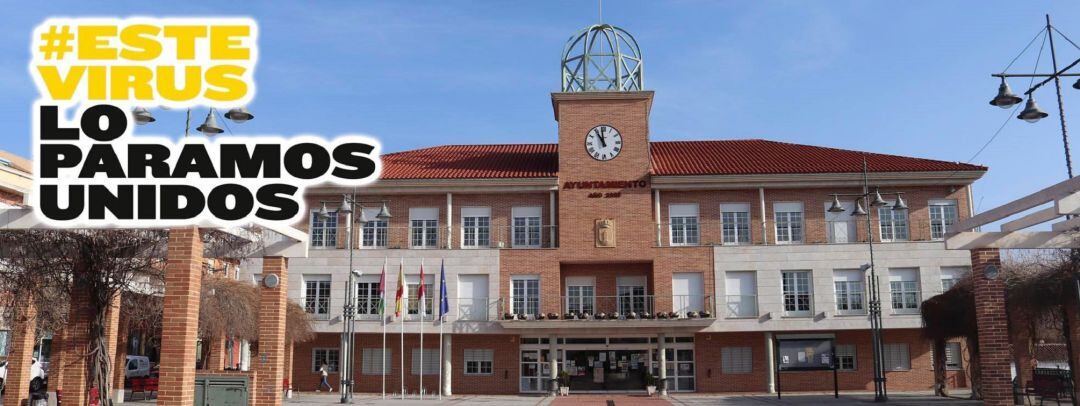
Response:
[2,301,37,406]
[157,227,204,405]
[971,248,1013,406]
[254,257,288,405]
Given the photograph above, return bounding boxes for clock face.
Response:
[585,125,622,161]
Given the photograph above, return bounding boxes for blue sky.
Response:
[2,1,1080,217]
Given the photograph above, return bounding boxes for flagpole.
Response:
[398,257,405,399]
[438,259,445,400]
[381,257,387,399]
[419,258,425,400]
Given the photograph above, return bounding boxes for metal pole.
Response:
[862,159,887,402]
[1046,14,1075,179]
[340,194,355,403]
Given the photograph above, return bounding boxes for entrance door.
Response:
[824,201,856,243]
[565,350,649,391]
[672,273,704,314]
[652,348,696,392]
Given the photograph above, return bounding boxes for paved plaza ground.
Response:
[0,390,986,405]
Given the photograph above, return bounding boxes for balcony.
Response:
[654,217,950,247]
[313,225,558,250]
[496,295,715,329]
[722,295,758,318]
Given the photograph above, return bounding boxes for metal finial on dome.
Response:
[561,24,644,92]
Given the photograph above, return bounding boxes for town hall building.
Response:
[270,22,986,395]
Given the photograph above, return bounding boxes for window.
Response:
[774,202,804,244]
[356,278,381,317]
[361,208,388,248]
[304,275,332,319]
[411,348,439,375]
[782,271,813,317]
[833,270,865,315]
[883,343,910,371]
[721,203,751,245]
[310,210,337,248]
[878,205,909,242]
[836,344,856,371]
[945,342,963,370]
[889,268,921,313]
[929,200,959,240]
[407,278,434,319]
[410,208,439,248]
[312,348,340,372]
[669,204,700,246]
[566,277,595,316]
[616,276,647,315]
[0,330,9,356]
[464,349,494,375]
[461,207,491,248]
[721,347,752,374]
[724,271,758,318]
[512,206,542,247]
[940,267,968,293]
[511,276,540,316]
[361,348,391,375]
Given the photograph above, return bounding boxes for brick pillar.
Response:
[157,227,204,406]
[1064,287,1080,400]
[48,325,66,401]
[61,283,93,406]
[205,337,225,370]
[103,293,121,400]
[2,301,37,406]
[1010,309,1034,390]
[284,341,294,391]
[113,311,129,404]
[970,248,1012,406]
[254,257,289,405]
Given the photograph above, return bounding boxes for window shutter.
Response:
[721,347,752,374]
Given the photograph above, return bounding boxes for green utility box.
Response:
[194,375,249,406]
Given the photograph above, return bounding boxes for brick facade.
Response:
[2,302,37,406]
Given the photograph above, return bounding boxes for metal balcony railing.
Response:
[723,295,758,318]
[654,217,953,247]
[495,295,715,320]
[311,225,558,250]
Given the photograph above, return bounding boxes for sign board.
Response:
[777,338,835,371]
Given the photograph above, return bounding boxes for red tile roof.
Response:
[649,139,986,176]
[380,144,559,180]
[378,140,985,180]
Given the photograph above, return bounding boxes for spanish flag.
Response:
[394,258,405,318]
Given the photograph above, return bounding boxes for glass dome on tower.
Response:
[561,24,644,92]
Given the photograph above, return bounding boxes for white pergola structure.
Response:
[945,175,1080,406]
[0,207,308,406]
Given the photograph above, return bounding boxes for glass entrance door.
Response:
[564,350,650,391]
[651,348,695,392]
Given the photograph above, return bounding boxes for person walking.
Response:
[318,363,333,392]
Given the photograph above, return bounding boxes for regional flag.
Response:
[394,258,405,317]
[378,258,387,318]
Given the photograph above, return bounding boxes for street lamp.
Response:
[825,159,907,402]
[990,14,1080,178]
[133,106,256,136]
[318,195,391,403]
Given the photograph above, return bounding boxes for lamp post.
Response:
[319,195,391,403]
[826,159,908,402]
[989,15,1080,404]
[989,14,1080,179]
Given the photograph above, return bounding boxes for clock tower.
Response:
[553,24,655,261]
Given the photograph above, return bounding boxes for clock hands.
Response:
[597,127,608,148]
